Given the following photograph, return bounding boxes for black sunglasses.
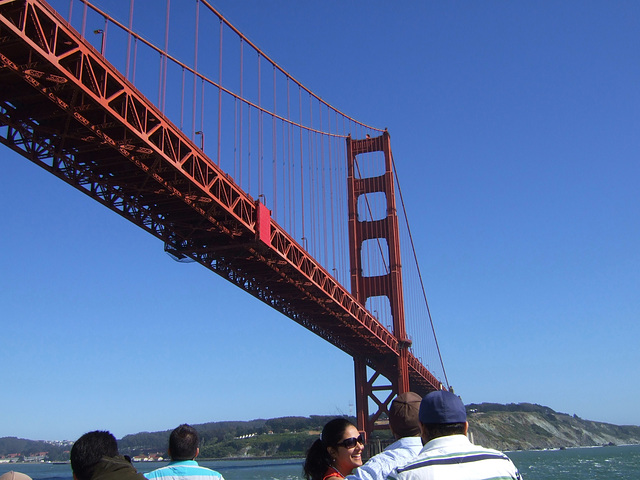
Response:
[336,434,365,449]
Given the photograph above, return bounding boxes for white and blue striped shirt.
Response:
[387,435,522,480]
[144,460,225,480]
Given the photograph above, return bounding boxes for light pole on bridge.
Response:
[93,29,105,55]
[195,131,205,151]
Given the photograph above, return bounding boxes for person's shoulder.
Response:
[450,443,521,477]
[142,466,171,479]
[198,468,224,477]
[189,465,224,478]
[91,456,148,480]
[387,442,444,477]
[394,437,423,454]
[470,443,513,459]
[324,475,343,480]
[474,446,522,478]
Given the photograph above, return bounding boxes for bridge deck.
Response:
[0,0,441,395]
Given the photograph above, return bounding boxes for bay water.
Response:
[2,444,639,480]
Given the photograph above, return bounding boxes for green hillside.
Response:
[3,405,640,461]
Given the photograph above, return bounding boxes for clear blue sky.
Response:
[1,1,639,441]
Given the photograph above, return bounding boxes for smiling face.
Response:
[328,424,364,476]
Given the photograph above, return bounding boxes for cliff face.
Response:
[467,403,640,451]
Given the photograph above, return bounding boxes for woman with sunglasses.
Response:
[303,418,365,480]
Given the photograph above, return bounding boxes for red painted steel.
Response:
[347,133,437,439]
[0,0,443,436]
[255,201,271,246]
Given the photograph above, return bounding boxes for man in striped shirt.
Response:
[387,391,522,480]
[144,424,225,480]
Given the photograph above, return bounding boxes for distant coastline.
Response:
[2,403,639,462]
[466,403,640,451]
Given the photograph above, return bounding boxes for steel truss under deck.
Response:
[0,0,442,438]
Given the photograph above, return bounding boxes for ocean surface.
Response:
[2,444,639,480]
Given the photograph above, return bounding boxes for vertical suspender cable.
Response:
[392,156,449,389]
[217,18,223,165]
[248,53,255,193]
[132,37,138,83]
[233,39,238,179]
[328,109,336,277]
[272,65,277,217]
[81,0,87,38]
[320,106,328,265]
[180,67,185,130]
[281,117,286,226]
[200,78,205,149]
[258,52,263,196]
[298,86,305,243]
[281,115,287,227]
[339,115,347,280]
[192,0,199,141]
[248,94,251,193]
[161,0,170,113]
[287,78,293,234]
[313,101,319,260]
[101,17,107,57]
[126,0,134,80]
[308,93,314,256]
[239,39,243,186]
[200,59,205,138]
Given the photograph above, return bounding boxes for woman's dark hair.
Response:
[303,418,355,480]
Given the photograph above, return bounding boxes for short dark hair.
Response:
[169,424,199,460]
[422,422,466,442]
[70,431,119,480]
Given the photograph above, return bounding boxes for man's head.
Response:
[388,392,422,438]
[70,431,119,480]
[169,424,200,461]
[418,391,468,444]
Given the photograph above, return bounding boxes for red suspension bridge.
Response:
[0,0,449,438]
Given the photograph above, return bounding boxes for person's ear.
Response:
[419,423,429,445]
[327,446,337,461]
[194,447,200,460]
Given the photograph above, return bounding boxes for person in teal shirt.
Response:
[144,424,224,480]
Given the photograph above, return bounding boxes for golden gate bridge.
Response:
[0,0,449,439]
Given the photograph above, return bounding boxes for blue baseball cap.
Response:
[419,391,467,424]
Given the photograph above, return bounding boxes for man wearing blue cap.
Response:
[387,391,522,480]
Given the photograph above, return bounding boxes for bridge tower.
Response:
[346,131,411,439]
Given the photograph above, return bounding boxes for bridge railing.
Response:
[11,0,448,391]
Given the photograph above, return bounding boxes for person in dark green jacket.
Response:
[70,430,146,480]
[89,454,147,480]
